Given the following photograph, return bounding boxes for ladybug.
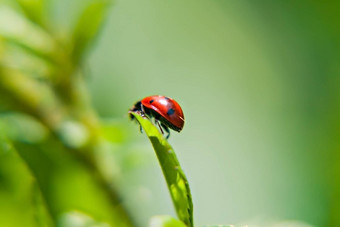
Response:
[129,95,185,139]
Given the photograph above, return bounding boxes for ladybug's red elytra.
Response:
[129,95,185,139]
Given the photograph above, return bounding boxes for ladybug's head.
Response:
[128,101,142,121]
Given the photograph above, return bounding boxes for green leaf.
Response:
[149,215,187,227]
[14,139,133,227]
[15,0,49,29]
[204,226,242,227]
[58,211,111,227]
[0,6,56,61]
[71,0,111,65]
[130,112,194,227]
[0,134,53,227]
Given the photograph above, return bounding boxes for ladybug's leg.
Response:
[155,120,164,134]
[128,111,143,134]
[140,105,145,118]
[161,123,170,139]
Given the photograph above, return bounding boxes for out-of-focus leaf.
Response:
[204,222,314,227]
[0,134,53,227]
[14,139,133,227]
[15,0,49,29]
[1,43,53,79]
[149,215,187,227]
[58,211,110,227]
[31,182,54,227]
[204,226,245,227]
[71,0,111,65]
[0,67,63,125]
[130,112,194,227]
[0,6,56,59]
[0,113,48,144]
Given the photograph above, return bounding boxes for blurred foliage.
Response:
[149,215,187,227]
[0,0,136,226]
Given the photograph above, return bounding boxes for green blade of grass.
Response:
[130,112,194,227]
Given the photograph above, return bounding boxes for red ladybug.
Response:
[129,95,185,139]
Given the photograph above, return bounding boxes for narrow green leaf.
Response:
[204,226,243,227]
[0,6,56,59]
[71,0,111,65]
[14,139,133,227]
[15,0,49,29]
[149,215,187,227]
[131,112,194,227]
[0,134,54,227]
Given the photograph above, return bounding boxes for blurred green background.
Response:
[0,0,339,227]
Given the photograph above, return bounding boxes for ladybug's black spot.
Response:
[149,99,154,104]
[167,108,175,116]
[164,97,170,100]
